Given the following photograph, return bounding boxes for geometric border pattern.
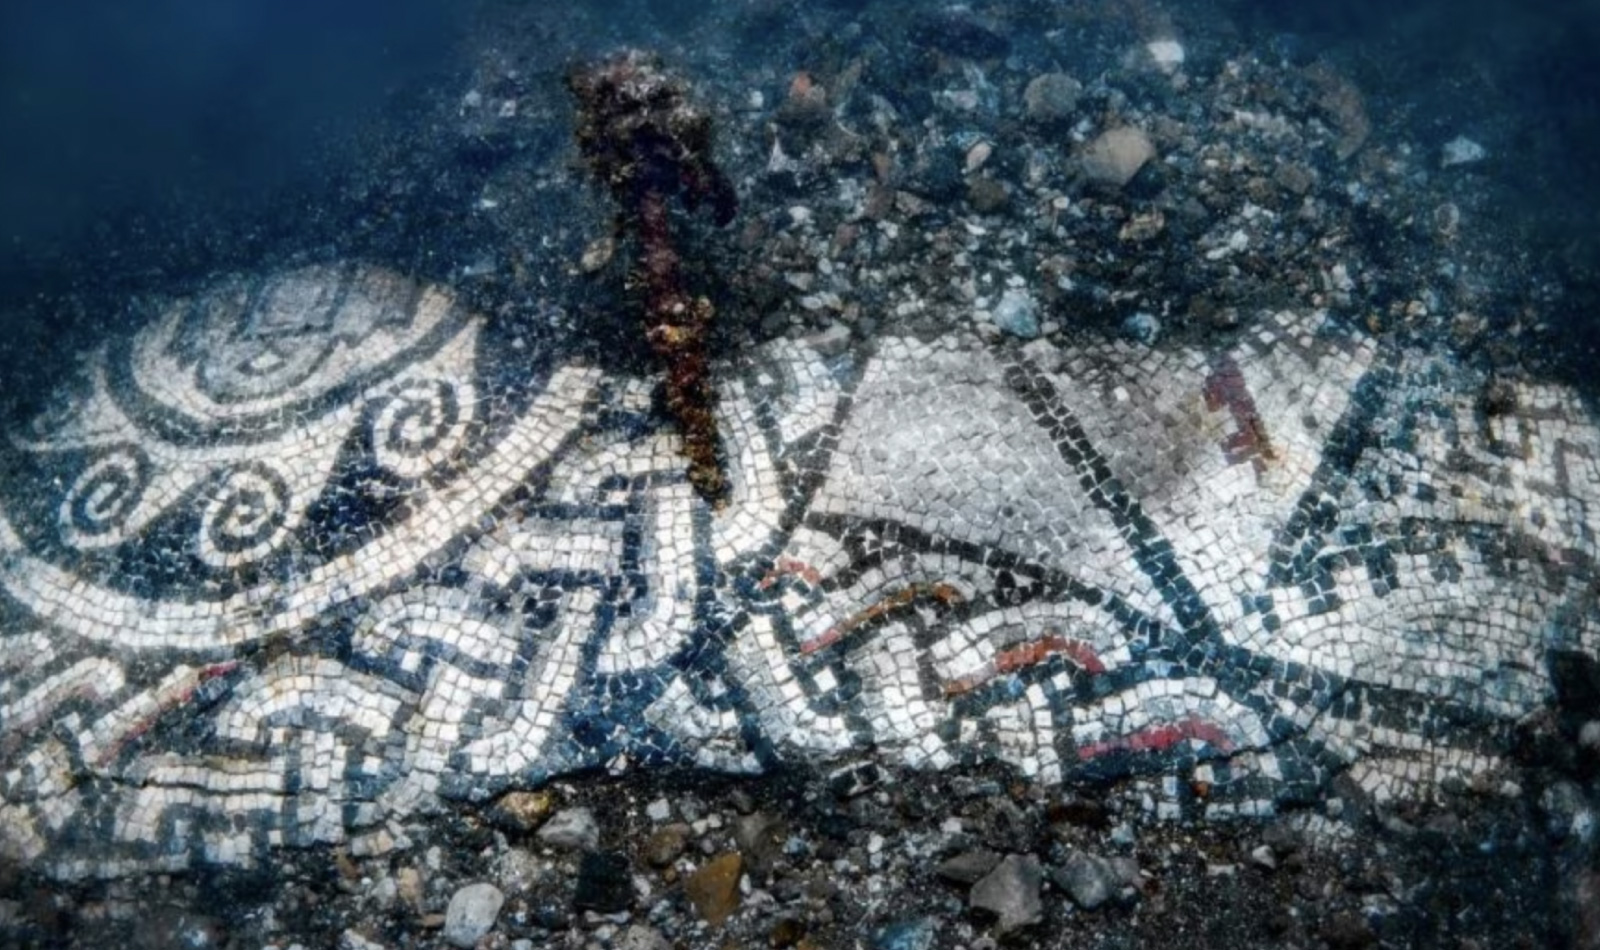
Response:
[2,266,1596,877]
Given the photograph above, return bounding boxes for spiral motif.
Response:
[198,464,292,568]
[59,448,151,548]
[371,379,469,480]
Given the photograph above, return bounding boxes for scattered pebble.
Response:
[536,807,599,851]
[684,853,743,926]
[969,854,1044,933]
[1022,73,1081,122]
[1078,126,1156,188]
[443,883,504,949]
[1055,850,1120,910]
[488,790,557,832]
[937,849,1003,884]
[964,141,993,174]
[992,287,1040,339]
[578,237,615,274]
[645,823,691,867]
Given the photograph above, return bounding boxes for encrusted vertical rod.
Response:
[567,49,737,506]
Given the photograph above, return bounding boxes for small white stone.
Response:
[965,140,993,174]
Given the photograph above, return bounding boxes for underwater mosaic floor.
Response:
[2,263,1597,878]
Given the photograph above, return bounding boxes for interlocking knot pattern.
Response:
[1,264,1595,878]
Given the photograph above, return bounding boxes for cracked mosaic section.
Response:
[1,265,1596,878]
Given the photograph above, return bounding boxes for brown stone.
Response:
[684,852,743,927]
[644,823,692,867]
[487,790,557,832]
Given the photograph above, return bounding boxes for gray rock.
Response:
[1079,127,1155,188]
[992,288,1040,339]
[1055,850,1119,910]
[969,853,1043,934]
[443,882,505,949]
[536,806,599,851]
[1023,73,1082,123]
[936,849,1003,884]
